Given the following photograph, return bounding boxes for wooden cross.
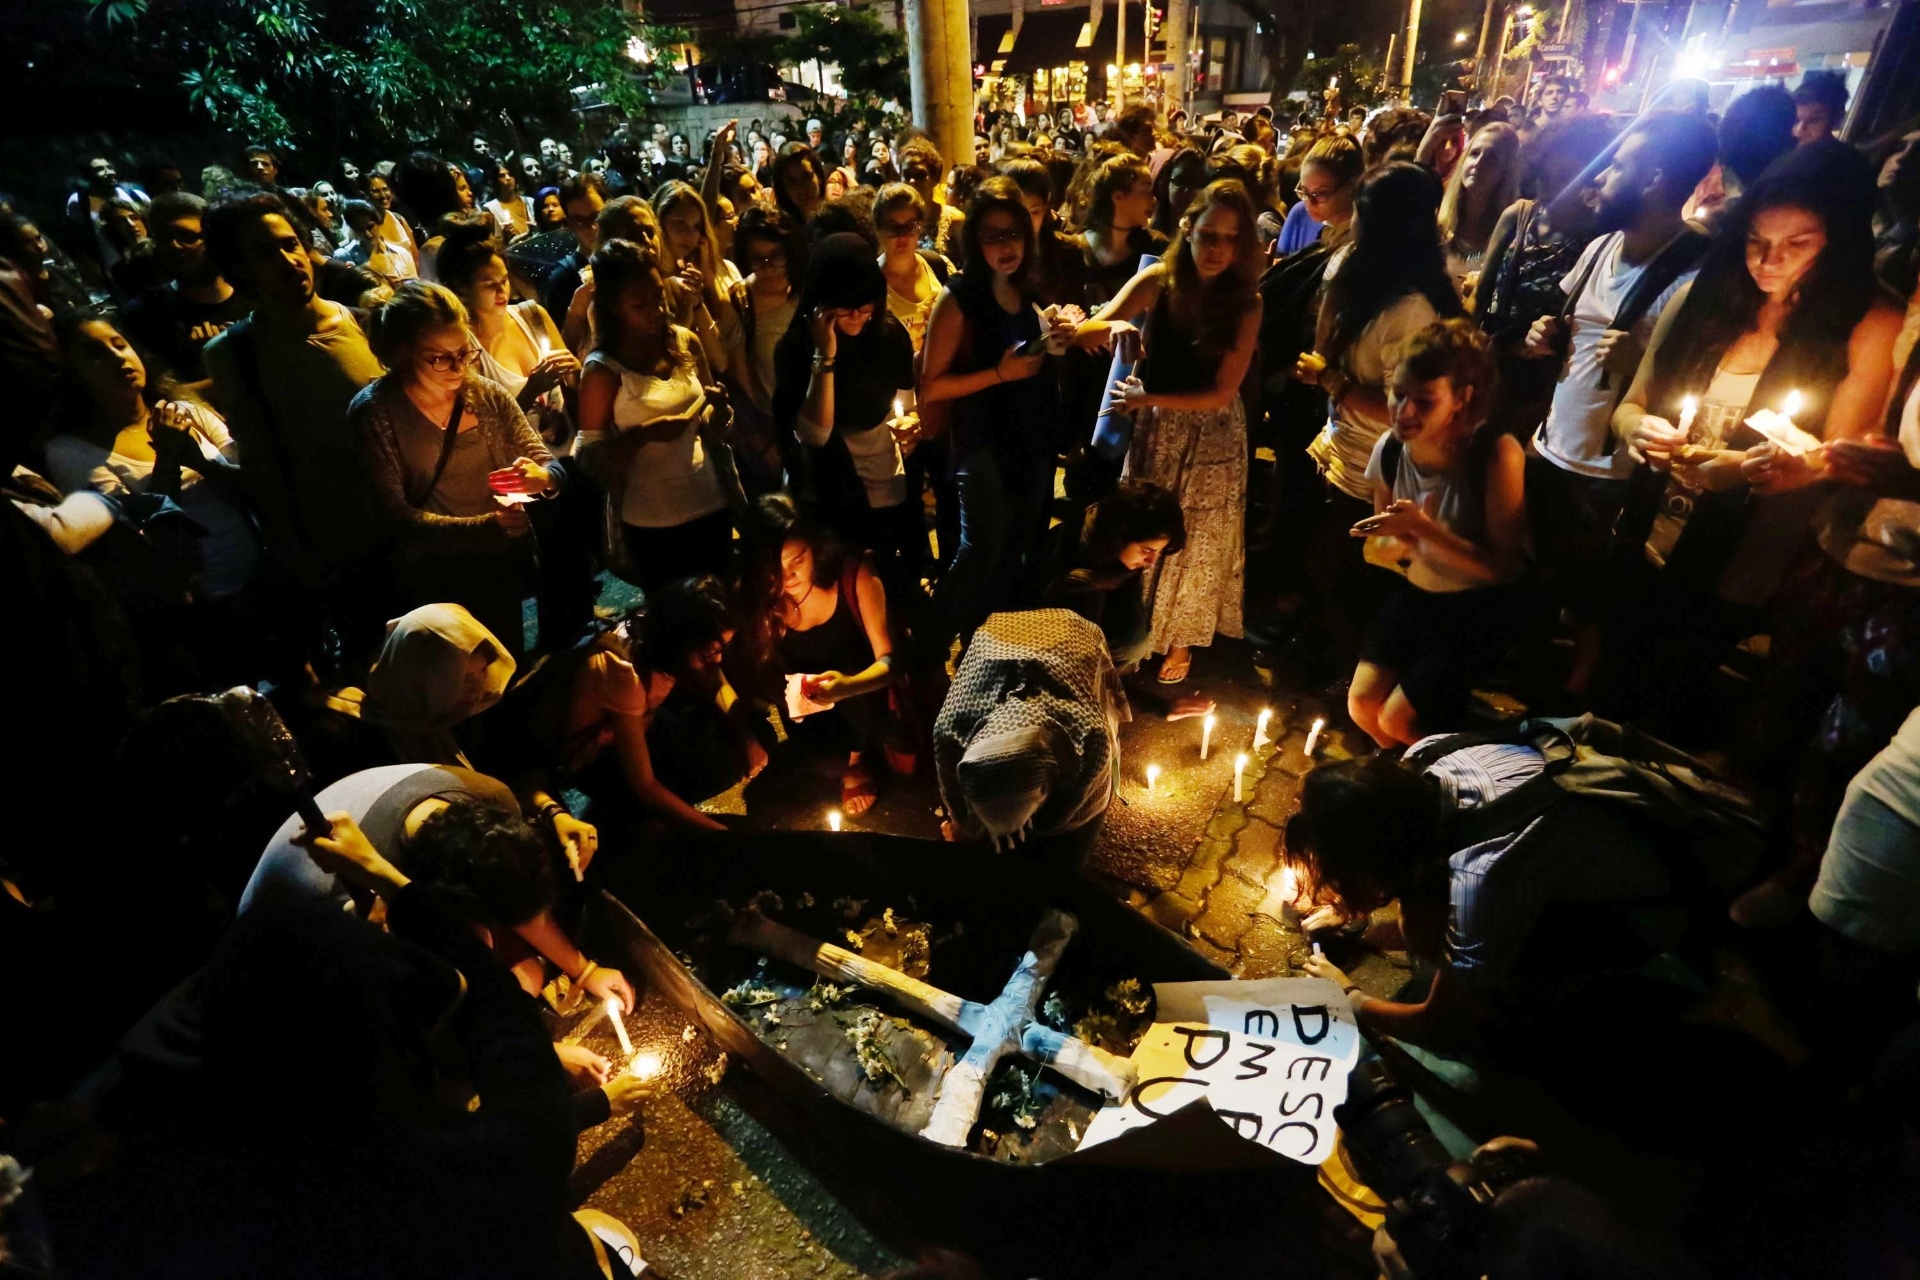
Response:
[729,908,1139,1148]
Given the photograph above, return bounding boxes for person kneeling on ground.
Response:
[934,608,1126,853]
[242,780,642,1101]
[1348,318,1530,748]
[1295,742,1672,1051]
[1046,479,1214,721]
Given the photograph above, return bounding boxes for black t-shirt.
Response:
[121,284,253,383]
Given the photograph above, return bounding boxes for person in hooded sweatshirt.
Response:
[932,607,1126,856]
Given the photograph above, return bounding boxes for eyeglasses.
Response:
[977,227,1024,247]
[1296,183,1343,204]
[878,217,922,237]
[155,226,203,247]
[420,345,483,371]
[565,211,597,230]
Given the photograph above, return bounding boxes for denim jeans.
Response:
[930,449,1051,647]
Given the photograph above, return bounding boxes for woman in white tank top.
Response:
[575,239,735,591]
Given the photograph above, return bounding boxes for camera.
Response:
[1335,1059,1535,1280]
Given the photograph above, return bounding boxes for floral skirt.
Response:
[1123,398,1247,654]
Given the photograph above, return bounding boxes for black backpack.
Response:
[1403,715,1766,893]
[1257,239,1336,393]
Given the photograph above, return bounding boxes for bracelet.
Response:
[995,367,1006,383]
[537,801,566,828]
[574,959,600,986]
[1342,983,1363,998]
[813,357,836,371]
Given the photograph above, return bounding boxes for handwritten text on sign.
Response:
[1076,977,1359,1165]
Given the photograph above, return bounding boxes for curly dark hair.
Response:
[406,798,555,928]
[1082,480,1187,565]
[1282,755,1449,956]
[1393,317,1499,433]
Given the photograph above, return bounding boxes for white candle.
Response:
[1677,394,1698,439]
[1201,713,1217,760]
[828,810,843,832]
[1782,389,1803,423]
[1311,940,1323,957]
[606,997,633,1056]
[1145,763,1161,794]
[1254,707,1273,751]
[893,397,904,420]
[1305,717,1326,757]
[1234,753,1248,802]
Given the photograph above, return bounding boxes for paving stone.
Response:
[1142,890,1204,932]
[1235,916,1302,980]
[1225,819,1282,883]
[1194,870,1269,951]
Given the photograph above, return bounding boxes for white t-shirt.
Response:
[1534,232,1696,480]
[585,344,727,529]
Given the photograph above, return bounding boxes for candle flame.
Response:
[1204,713,1218,731]
[828,810,843,832]
[630,1051,664,1081]
[1783,389,1803,418]
[1280,864,1297,900]
[1145,763,1161,791]
[1236,753,1248,768]
[1680,394,1698,414]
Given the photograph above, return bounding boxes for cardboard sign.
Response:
[1076,977,1360,1165]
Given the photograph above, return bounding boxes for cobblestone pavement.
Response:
[1084,641,1413,997]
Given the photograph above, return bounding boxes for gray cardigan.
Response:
[351,372,561,545]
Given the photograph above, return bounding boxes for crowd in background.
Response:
[8,61,1920,1277]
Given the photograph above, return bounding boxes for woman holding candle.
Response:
[740,498,899,816]
[1604,142,1902,733]
[1347,319,1531,748]
[1072,179,1264,686]
[352,281,562,660]
[576,238,735,592]
[772,232,922,577]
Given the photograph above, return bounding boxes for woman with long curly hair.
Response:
[1071,178,1264,685]
[1604,140,1902,731]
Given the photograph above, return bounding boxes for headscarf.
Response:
[331,603,515,765]
[957,725,1059,850]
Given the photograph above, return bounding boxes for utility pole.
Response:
[1115,0,1128,109]
[1164,0,1190,114]
[1473,0,1498,95]
[1400,0,1424,98]
[906,0,977,169]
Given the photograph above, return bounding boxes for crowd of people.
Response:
[6,61,1920,1276]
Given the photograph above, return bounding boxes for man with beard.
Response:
[1517,112,1716,698]
[121,192,252,391]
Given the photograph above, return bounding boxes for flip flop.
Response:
[841,760,880,815]
[1157,653,1191,684]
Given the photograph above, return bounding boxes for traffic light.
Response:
[1145,4,1163,38]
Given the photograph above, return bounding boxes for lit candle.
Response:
[1145,763,1161,794]
[1305,717,1326,757]
[606,996,633,1056]
[1677,394,1698,440]
[1234,753,1248,802]
[630,1051,663,1081]
[893,397,904,420]
[1782,389,1803,423]
[1280,864,1297,903]
[1254,707,1273,751]
[1200,713,1217,760]
[828,810,843,832]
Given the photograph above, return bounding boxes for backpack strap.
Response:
[1598,226,1710,450]
[918,249,951,285]
[1380,435,1404,489]
[1407,720,1579,848]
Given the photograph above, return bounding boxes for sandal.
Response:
[841,759,880,816]
[1157,651,1192,684]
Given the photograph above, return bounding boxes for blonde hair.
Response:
[1438,123,1520,249]
[367,280,469,368]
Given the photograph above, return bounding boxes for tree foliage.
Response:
[82,0,687,158]
[782,4,910,116]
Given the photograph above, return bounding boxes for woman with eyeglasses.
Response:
[723,206,803,494]
[921,178,1080,643]
[352,281,561,660]
[1070,180,1264,686]
[1273,135,1361,258]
